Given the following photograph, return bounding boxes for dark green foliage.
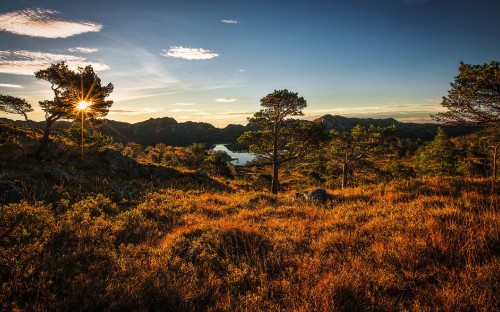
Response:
[326,124,395,188]
[64,127,113,150]
[240,89,309,194]
[204,151,234,178]
[433,61,500,126]
[414,128,457,177]
[239,90,327,194]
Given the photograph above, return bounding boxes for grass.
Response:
[1,174,498,311]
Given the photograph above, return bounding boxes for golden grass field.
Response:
[1,175,498,311]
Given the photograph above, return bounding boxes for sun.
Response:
[76,100,91,110]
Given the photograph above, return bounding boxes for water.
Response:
[212,144,255,166]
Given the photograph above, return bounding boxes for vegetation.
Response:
[325,125,395,188]
[0,95,36,140]
[34,62,114,156]
[1,61,499,311]
[433,61,500,126]
[239,89,324,194]
[1,169,498,311]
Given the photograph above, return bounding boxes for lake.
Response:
[213,144,255,166]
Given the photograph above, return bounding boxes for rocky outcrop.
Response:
[102,148,138,176]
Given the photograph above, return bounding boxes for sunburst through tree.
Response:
[33,62,114,157]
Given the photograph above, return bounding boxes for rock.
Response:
[0,180,22,204]
[295,188,329,205]
[102,148,138,176]
[307,188,329,204]
[44,167,76,183]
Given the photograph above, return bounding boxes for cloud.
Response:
[214,97,239,103]
[0,50,110,75]
[169,108,201,113]
[238,69,247,72]
[222,19,239,24]
[0,8,102,38]
[172,102,197,106]
[161,46,219,60]
[68,47,99,53]
[108,107,163,116]
[0,83,23,88]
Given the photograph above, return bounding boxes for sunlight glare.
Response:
[77,100,90,110]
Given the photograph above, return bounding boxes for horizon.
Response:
[2,113,442,129]
[1,0,500,127]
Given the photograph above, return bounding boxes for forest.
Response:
[0,61,498,311]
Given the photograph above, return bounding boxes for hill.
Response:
[314,114,484,140]
[1,114,483,147]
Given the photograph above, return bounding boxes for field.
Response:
[1,162,498,311]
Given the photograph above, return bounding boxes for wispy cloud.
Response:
[161,46,219,60]
[0,50,110,75]
[238,69,247,72]
[172,102,197,106]
[68,47,99,53]
[108,107,163,116]
[0,83,23,88]
[222,19,239,24]
[214,97,239,103]
[0,8,102,38]
[169,108,201,113]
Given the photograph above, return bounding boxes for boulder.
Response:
[102,148,138,176]
[306,188,329,204]
[0,180,22,204]
[294,188,329,205]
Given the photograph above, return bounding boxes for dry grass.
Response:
[1,178,498,311]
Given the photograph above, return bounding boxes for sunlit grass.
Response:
[1,176,498,310]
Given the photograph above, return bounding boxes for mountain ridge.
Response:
[1,115,483,147]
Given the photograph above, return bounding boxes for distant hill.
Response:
[96,118,261,147]
[314,115,483,140]
[0,117,260,147]
[1,115,483,147]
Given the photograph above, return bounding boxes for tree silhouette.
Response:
[34,62,113,157]
[238,89,325,194]
[433,61,500,126]
[0,95,36,140]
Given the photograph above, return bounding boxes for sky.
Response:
[1,0,499,127]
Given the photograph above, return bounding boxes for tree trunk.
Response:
[493,142,499,186]
[271,122,279,194]
[272,157,279,194]
[21,113,37,141]
[34,118,55,157]
[341,162,348,189]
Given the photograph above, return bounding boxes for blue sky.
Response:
[1,0,499,126]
